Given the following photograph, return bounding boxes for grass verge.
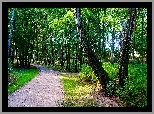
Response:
[8,67,39,95]
[60,73,99,107]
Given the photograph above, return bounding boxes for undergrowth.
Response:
[8,58,39,94]
[79,62,147,107]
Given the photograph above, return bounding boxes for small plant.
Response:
[79,64,98,83]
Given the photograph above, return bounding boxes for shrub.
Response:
[79,64,98,83]
[115,64,147,107]
[102,62,118,80]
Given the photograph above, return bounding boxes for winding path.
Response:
[8,64,65,107]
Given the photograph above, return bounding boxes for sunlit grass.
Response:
[60,74,99,107]
[8,67,39,95]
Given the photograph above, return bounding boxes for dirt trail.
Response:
[8,64,65,107]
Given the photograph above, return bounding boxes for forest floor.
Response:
[8,64,120,107]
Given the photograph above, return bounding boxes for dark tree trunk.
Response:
[51,46,54,66]
[75,43,78,73]
[65,43,70,71]
[21,47,25,67]
[67,43,70,71]
[59,49,64,68]
[103,9,106,60]
[74,8,111,93]
[50,34,55,66]
[36,33,39,61]
[132,14,136,65]
[132,33,135,65]
[118,8,136,87]
[102,21,105,61]
[27,34,30,68]
[110,24,115,64]
[79,43,83,70]
[31,22,35,64]
[25,45,28,67]
[16,48,19,67]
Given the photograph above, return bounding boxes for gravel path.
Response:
[8,64,65,107]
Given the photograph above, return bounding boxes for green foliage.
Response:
[106,80,117,96]
[79,64,98,83]
[115,64,147,107]
[8,58,13,74]
[80,62,147,107]
[102,62,118,80]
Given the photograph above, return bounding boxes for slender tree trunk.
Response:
[111,25,115,64]
[22,46,25,67]
[75,43,78,72]
[74,8,110,93]
[68,43,70,71]
[25,45,28,67]
[65,43,68,70]
[36,28,39,62]
[79,43,83,70]
[8,8,15,58]
[141,9,144,65]
[102,21,105,61]
[131,9,137,65]
[27,33,30,68]
[103,9,107,60]
[52,44,55,66]
[31,22,35,64]
[118,8,136,87]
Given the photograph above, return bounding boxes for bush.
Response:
[79,64,98,83]
[79,62,147,107]
[102,62,118,80]
[115,64,147,107]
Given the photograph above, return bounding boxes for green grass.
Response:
[60,74,99,107]
[8,67,39,94]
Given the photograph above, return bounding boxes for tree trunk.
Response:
[79,43,83,70]
[67,43,70,71]
[8,8,15,57]
[111,25,115,64]
[74,8,110,93]
[36,30,39,61]
[118,8,136,87]
[75,43,78,73]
